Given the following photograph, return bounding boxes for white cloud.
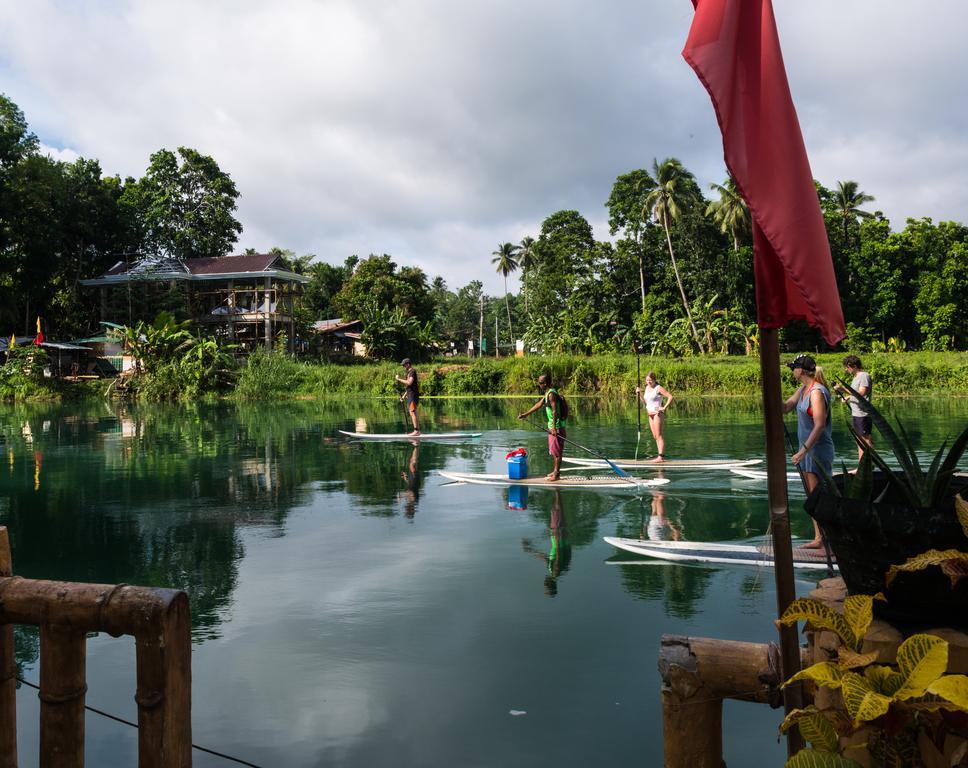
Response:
[1,0,965,292]
[38,142,79,163]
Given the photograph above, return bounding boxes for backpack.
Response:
[548,389,569,422]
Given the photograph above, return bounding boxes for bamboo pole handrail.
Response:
[0,527,191,768]
[659,634,812,768]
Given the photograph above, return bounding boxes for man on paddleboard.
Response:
[395,358,420,436]
[517,373,567,481]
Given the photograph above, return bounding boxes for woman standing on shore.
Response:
[782,354,835,549]
[635,372,673,462]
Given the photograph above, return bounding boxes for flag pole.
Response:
[759,326,804,756]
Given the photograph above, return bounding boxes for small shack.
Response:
[312,319,366,356]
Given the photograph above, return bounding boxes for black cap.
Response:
[401,358,412,366]
[785,354,816,372]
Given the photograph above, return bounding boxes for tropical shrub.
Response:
[778,594,968,768]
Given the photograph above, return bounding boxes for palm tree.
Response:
[645,158,703,352]
[518,236,537,315]
[706,176,750,252]
[491,242,520,347]
[834,180,875,243]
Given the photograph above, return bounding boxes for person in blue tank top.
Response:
[782,354,835,550]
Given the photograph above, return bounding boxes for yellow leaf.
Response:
[956,494,968,540]
[842,595,874,649]
[864,664,903,696]
[894,634,949,700]
[779,598,857,650]
[926,674,968,711]
[838,648,879,670]
[841,671,892,724]
[780,707,840,752]
[940,557,968,587]
[785,748,864,768]
[785,662,844,691]
[885,550,968,587]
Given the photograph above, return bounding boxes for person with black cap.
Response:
[395,358,420,436]
[781,354,834,549]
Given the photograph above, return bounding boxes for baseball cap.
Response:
[401,358,412,366]
[785,354,816,372]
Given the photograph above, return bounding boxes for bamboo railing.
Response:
[0,526,192,767]
[659,634,811,767]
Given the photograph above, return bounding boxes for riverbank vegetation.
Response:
[234,351,968,400]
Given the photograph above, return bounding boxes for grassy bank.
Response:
[234,351,968,400]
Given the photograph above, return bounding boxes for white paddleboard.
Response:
[603,536,836,570]
[438,471,670,491]
[562,457,762,470]
[339,430,482,441]
[730,468,799,481]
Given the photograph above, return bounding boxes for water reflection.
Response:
[398,441,421,519]
[521,490,572,596]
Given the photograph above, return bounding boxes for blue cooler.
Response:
[507,485,529,510]
[507,453,528,479]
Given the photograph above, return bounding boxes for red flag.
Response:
[683,0,845,346]
[33,316,44,346]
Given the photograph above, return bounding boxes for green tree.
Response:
[124,147,242,260]
[644,158,703,351]
[606,169,656,313]
[331,254,433,325]
[518,235,538,315]
[491,242,519,346]
[833,180,874,243]
[706,176,750,252]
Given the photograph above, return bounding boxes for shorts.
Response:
[548,428,566,458]
[406,397,419,413]
[852,415,872,438]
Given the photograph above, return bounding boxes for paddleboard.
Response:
[730,468,799,481]
[339,430,482,441]
[603,536,836,570]
[438,471,670,491]
[562,457,761,470]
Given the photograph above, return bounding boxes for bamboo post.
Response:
[759,327,804,755]
[263,277,272,351]
[135,592,191,768]
[659,634,805,767]
[0,527,16,768]
[39,625,86,768]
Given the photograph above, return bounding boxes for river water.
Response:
[1,396,965,766]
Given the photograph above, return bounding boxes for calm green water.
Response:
[1,396,965,767]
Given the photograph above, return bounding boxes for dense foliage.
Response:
[2,92,966,361]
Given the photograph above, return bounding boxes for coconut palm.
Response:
[644,157,704,352]
[491,242,520,347]
[706,176,750,252]
[834,180,875,242]
[518,236,538,314]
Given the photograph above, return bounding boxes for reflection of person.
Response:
[833,355,873,461]
[645,489,680,542]
[522,490,571,596]
[517,373,567,481]
[782,355,834,549]
[635,372,673,462]
[400,441,421,518]
[395,358,420,436]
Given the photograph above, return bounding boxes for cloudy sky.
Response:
[1,1,965,292]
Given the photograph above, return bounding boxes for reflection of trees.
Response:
[0,400,335,668]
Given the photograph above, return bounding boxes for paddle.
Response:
[526,414,637,485]
[782,418,836,577]
[634,341,642,460]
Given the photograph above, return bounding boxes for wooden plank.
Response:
[0,528,16,768]
[39,625,86,768]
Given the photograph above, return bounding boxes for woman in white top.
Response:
[635,371,674,462]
